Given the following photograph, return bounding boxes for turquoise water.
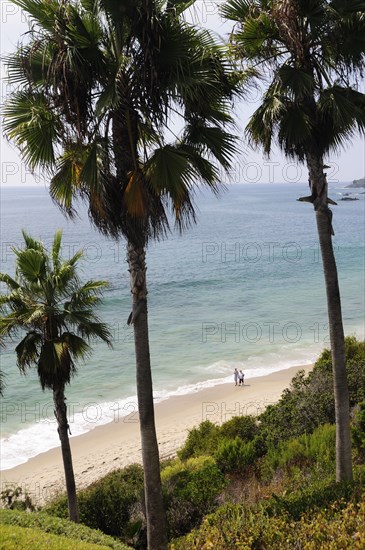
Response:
[1,183,364,468]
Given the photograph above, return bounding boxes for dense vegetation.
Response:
[1,338,364,547]
[0,509,131,549]
[21,337,361,548]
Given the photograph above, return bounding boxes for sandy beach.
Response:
[1,364,312,505]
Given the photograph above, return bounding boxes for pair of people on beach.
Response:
[233,368,244,386]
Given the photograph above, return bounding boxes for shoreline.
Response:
[1,363,312,505]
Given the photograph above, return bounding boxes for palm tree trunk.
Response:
[306,152,353,481]
[53,385,79,522]
[127,242,168,550]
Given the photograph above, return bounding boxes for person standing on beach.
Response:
[239,370,244,386]
[234,368,239,386]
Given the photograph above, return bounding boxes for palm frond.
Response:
[146,144,197,195]
[52,230,63,270]
[123,170,147,218]
[13,248,47,284]
[4,42,52,89]
[21,229,44,252]
[77,321,112,345]
[221,0,258,22]
[183,124,237,170]
[67,250,84,268]
[15,331,42,373]
[49,145,87,214]
[277,65,316,98]
[246,91,286,155]
[61,332,92,360]
[3,91,60,170]
[21,303,48,325]
[65,280,109,311]
[0,313,24,340]
[166,0,196,16]
[177,144,220,187]
[0,369,5,396]
[12,0,59,32]
[73,280,109,296]
[0,274,20,290]
[317,85,365,152]
[318,86,365,131]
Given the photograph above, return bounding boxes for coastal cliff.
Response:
[346,177,365,188]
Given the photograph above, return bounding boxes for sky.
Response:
[0,0,364,187]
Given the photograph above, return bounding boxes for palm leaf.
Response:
[13,248,47,284]
[246,93,285,154]
[74,280,109,296]
[177,144,219,187]
[12,0,59,32]
[61,332,92,360]
[52,230,63,270]
[0,274,20,290]
[0,313,24,339]
[183,124,237,169]
[95,83,118,116]
[0,369,5,396]
[3,91,60,169]
[79,140,108,195]
[166,0,196,16]
[65,280,109,310]
[21,303,47,325]
[21,230,44,252]
[50,146,87,214]
[123,170,147,218]
[221,0,258,22]
[15,331,42,372]
[76,321,112,345]
[146,145,197,196]
[277,65,315,98]
[4,43,52,88]
[318,86,365,131]
[67,250,84,268]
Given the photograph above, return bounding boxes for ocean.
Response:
[1,183,364,470]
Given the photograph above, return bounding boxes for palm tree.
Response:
[222,0,365,481]
[0,230,111,522]
[3,1,238,546]
[0,369,5,396]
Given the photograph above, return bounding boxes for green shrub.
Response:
[170,502,288,550]
[0,524,114,550]
[171,491,365,550]
[261,424,336,481]
[0,509,130,549]
[214,438,257,474]
[42,495,69,520]
[177,421,220,460]
[265,477,364,520]
[162,456,226,538]
[219,415,259,442]
[352,402,365,461]
[45,464,144,547]
[162,456,226,509]
[177,416,260,463]
[258,370,313,446]
[258,338,365,446]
